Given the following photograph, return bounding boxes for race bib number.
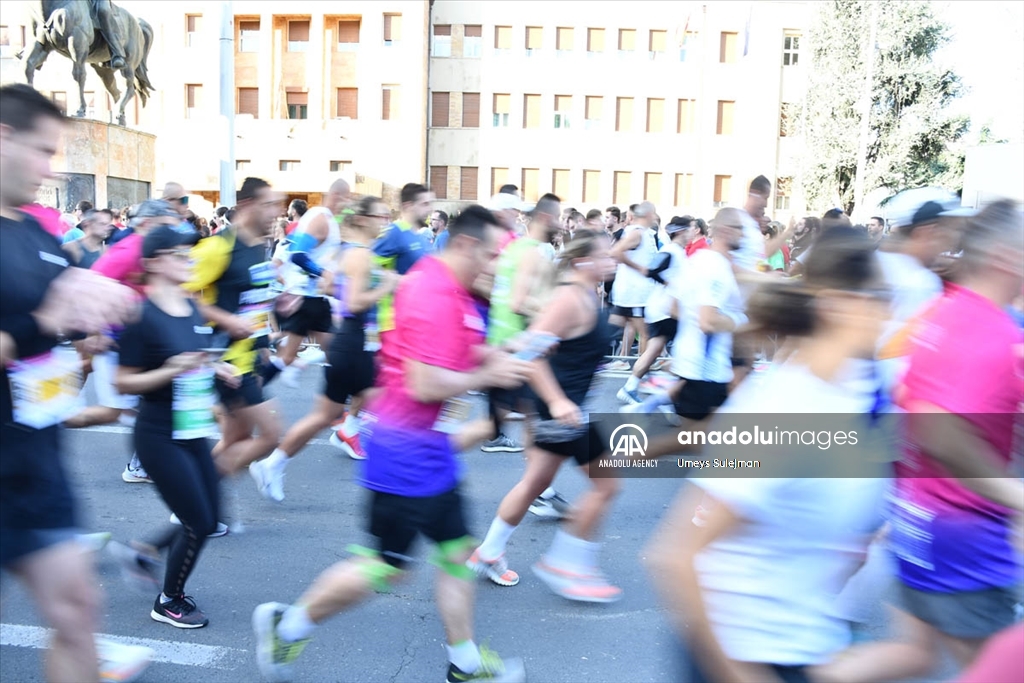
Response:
[239,303,273,338]
[172,368,217,440]
[248,261,277,287]
[8,347,83,429]
[433,397,472,434]
[888,498,935,571]
[363,321,381,352]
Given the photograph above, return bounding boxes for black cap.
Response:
[142,224,199,258]
[909,200,947,228]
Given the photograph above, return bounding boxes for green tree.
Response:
[802,0,969,214]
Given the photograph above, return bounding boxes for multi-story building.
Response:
[1,1,809,218]
[426,1,810,219]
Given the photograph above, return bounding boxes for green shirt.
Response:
[487,237,540,346]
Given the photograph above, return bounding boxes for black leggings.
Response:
[135,426,220,597]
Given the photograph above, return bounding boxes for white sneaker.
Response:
[602,360,631,373]
[97,637,153,683]
[297,347,327,365]
[279,364,302,389]
[122,460,152,483]
[504,411,525,421]
[168,514,229,538]
[77,532,112,553]
[250,459,286,502]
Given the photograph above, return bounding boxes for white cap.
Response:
[487,193,532,213]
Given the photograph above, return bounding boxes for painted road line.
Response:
[79,424,331,446]
[1,623,246,670]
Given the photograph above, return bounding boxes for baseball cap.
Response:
[487,193,532,213]
[142,223,199,258]
[666,217,694,235]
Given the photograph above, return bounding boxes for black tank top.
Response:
[77,243,102,269]
[538,283,613,419]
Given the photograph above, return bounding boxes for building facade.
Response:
[1,0,809,218]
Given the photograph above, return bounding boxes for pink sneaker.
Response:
[531,560,622,603]
[467,550,520,586]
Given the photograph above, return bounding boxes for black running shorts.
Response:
[612,305,645,319]
[215,372,266,410]
[672,379,729,421]
[368,487,470,568]
[535,423,605,466]
[324,318,375,405]
[647,318,678,341]
[280,296,333,336]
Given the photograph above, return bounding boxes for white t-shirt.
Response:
[876,250,943,392]
[670,249,743,383]
[286,207,341,297]
[692,361,888,665]
[644,242,687,324]
[610,225,657,307]
[733,210,766,273]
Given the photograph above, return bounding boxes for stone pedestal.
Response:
[37,118,156,212]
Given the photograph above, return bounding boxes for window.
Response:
[644,172,662,204]
[287,92,308,120]
[491,168,508,196]
[330,160,351,173]
[554,95,571,128]
[337,20,360,51]
[521,168,539,203]
[185,15,201,48]
[523,94,541,129]
[460,167,478,200]
[525,26,542,55]
[430,166,448,200]
[288,20,309,52]
[613,171,631,205]
[677,99,696,133]
[238,87,258,118]
[583,170,601,203]
[552,169,570,200]
[238,20,259,53]
[783,33,801,66]
[618,28,636,52]
[382,85,399,120]
[51,91,67,116]
[432,24,451,57]
[83,90,96,117]
[431,91,450,127]
[615,97,633,132]
[383,14,401,45]
[720,31,738,63]
[585,96,603,130]
[775,177,793,210]
[0,26,9,56]
[716,100,735,135]
[463,25,482,57]
[462,92,480,128]
[646,98,664,133]
[679,31,698,62]
[279,160,301,172]
[649,29,666,58]
[494,25,511,51]
[587,28,604,53]
[779,102,796,137]
[713,175,731,207]
[236,160,250,172]
[556,27,573,52]
[185,84,202,119]
[674,173,694,207]
[336,88,358,118]
[492,93,510,127]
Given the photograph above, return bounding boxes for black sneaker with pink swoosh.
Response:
[151,594,209,629]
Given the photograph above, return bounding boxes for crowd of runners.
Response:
[2,83,1023,683]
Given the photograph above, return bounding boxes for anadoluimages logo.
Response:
[609,424,648,458]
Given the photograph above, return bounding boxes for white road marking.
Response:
[79,424,331,446]
[0,623,246,669]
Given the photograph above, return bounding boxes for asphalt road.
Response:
[0,368,927,683]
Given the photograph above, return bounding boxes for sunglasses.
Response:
[167,196,189,206]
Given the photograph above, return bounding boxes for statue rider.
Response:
[92,0,126,70]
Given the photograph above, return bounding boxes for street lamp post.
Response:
[219,1,236,207]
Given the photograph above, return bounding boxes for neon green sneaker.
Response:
[252,602,311,682]
[445,644,526,682]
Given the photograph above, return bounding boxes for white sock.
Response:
[477,517,517,561]
[159,592,174,604]
[580,538,601,571]
[446,640,481,673]
[340,413,361,438]
[545,529,589,569]
[624,375,640,392]
[266,448,289,470]
[277,604,316,642]
[639,390,672,413]
[539,487,557,500]
[130,452,142,469]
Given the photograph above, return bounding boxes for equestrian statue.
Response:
[19,0,155,126]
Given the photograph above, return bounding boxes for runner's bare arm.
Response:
[344,248,398,313]
[115,353,205,395]
[509,248,539,316]
[404,353,532,404]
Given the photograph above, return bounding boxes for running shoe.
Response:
[77,532,112,554]
[253,602,311,683]
[329,429,366,460]
[466,550,520,587]
[650,358,671,372]
[97,637,153,683]
[279,364,302,389]
[616,387,642,405]
[602,360,631,373]
[467,389,485,396]
[531,561,623,603]
[445,645,525,683]
[504,411,525,421]
[528,491,571,520]
[639,375,674,394]
[108,541,163,594]
[296,347,327,364]
[249,459,285,503]
[151,594,208,629]
[480,433,523,453]
[121,461,152,484]
[168,514,229,538]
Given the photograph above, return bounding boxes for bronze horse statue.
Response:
[20,0,155,126]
